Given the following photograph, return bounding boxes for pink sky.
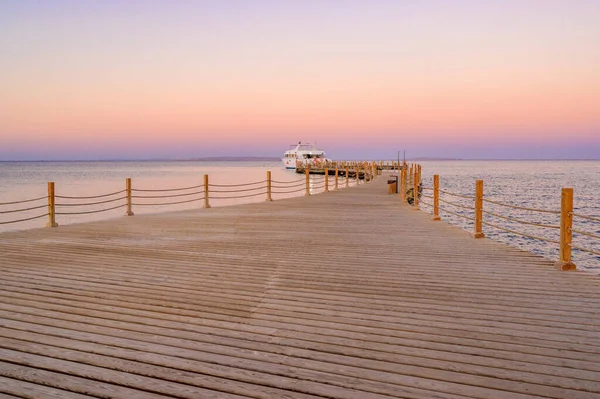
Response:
[1,1,599,160]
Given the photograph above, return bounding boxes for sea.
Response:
[1,159,599,274]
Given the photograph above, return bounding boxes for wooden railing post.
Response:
[305,169,310,196]
[204,174,211,208]
[126,178,134,216]
[46,182,58,227]
[473,180,485,238]
[555,188,576,270]
[335,167,339,190]
[266,171,273,202]
[413,166,419,210]
[432,175,440,221]
[324,168,329,192]
[400,167,406,202]
[356,164,360,185]
[345,167,349,188]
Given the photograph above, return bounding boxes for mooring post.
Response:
[555,188,576,270]
[46,182,58,227]
[126,177,134,216]
[473,180,485,238]
[305,169,310,196]
[204,174,211,208]
[266,171,273,202]
[432,175,441,220]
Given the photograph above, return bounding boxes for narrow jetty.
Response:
[1,177,600,398]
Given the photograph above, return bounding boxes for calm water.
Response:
[0,160,334,232]
[1,160,599,273]
[418,160,600,274]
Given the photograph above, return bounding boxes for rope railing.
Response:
[482,198,560,214]
[210,192,267,200]
[271,178,305,185]
[438,189,475,200]
[438,197,473,211]
[132,184,203,193]
[412,171,597,271]
[0,213,49,225]
[572,212,600,223]
[419,199,433,207]
[572,228,600,241]
[569,244,600,256]
[56,203,125,216]
[0,204,48,214]
[481,220,560,245]
[0,196,47,206]
[209,186,265,194]
[56,196,127,207]
[132,196,205,207]
[2,162,379,230]
[133,191,204,199]
[209,180,265,188]
[272,181,306,189]
[482,209,560,230]
[440,207,476,221]
[55,189,126,200]
[271,187,306,194]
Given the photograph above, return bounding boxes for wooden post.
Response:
[266,171,273,202]
[305,169,310,196]
[413,167,419,210]
[126,178,134,216]
[335,167,339,190]
[400,167,406,202]
[345,167,349,188]
[46,182,58,227]
[432,175,440,221]
[203,174,210,208]
[555,188,576,270]
[324,168,329,192]
[356,164,360,185]
[473,180,485,238]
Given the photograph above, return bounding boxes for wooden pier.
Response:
[1,176,600,398]
[295,165,370,179]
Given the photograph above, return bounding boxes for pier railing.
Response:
[0,165,376,230]
[399,165,599,271]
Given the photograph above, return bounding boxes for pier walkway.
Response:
[1,177,600,398]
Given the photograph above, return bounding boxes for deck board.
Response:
[1,176,600,398]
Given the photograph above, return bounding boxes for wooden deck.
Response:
[1,176,600,399]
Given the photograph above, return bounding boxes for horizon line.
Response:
[1,156,599,162]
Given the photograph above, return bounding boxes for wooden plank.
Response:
[0,376,91,399]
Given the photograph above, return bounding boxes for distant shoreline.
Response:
[0,157,598,162]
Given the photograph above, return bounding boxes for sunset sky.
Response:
[1,1,599,160]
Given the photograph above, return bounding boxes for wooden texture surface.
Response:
[1,175,599,398]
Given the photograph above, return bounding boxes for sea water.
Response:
[1,160,598,273]
[418,160,600,274]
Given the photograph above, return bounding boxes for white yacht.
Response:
[282,142,331,169]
